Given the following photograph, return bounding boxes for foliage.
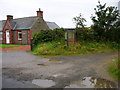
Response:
[33,41,118,57]
[32,1,120,57]
[108,57,120,80]
[75,27,94,41]
[33,41,66,56]
[0,44,22,48]
[73,13,86,28]
[32,28,65,46]
[91,1,120,42]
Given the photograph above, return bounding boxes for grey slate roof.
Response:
[0,16,60,31]
[0,21,2,31]
[46,21,60,30]
[12,16,38,30]
[0,20,5,31]
[9,20,16,29]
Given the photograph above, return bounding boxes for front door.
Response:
[6,30,10,44]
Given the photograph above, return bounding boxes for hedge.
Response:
[32,28,65,46]
[32,27,119,46]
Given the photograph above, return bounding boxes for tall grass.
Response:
[108,57,120,80]
[33,41,118,57]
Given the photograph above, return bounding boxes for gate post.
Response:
[30,38,34,51]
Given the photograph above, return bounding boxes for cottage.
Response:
[0,9,60,45]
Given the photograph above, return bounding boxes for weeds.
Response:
[108,57,120,80]
[33,41,118,57]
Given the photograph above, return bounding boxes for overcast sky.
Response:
[0,0,119,28]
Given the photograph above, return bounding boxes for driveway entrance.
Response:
[2,50,118,88]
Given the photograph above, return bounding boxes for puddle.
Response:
[53,74,67,77]
[32,79,55,88]
[65,77,117,88]
[37,64,46,66]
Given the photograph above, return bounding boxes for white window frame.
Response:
[0,32,3,40]
[18,31,22,40]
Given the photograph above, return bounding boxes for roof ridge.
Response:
[46,21,55,23]
[13,16,38,20]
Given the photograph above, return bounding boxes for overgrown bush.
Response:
[91,25,120,42]
[32,27,119,49]
[75,27,94,41]
[33,41,118,57]
[32,28,65,46]
[106,27,120,43]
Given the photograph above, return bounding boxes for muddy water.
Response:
[32,77,117,88]
[32,79,55,88]
[37,64,46,66]
[65,77,117,88]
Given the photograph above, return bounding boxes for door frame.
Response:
[6,30,10,44]
[4,29,12,44]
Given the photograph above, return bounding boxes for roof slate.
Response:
[9,20,16,29]
[46,21,60,30]
[0,20,5,31]
[12,16,38,30]
[0,16,60,31]
[0,21,2,31]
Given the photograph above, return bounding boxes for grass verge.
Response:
[33,41,119,57]
[0,44,22,48]
[108,57,120,80]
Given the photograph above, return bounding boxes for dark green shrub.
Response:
[32,28,65,46]
[91,24,120,43]
[75,27,94,41]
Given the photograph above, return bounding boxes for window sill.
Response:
[18,39,22,41]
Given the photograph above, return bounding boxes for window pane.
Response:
[0,32,2,34]
[0,32,2,40]
[18,31,22,40]
[19,33,22,38]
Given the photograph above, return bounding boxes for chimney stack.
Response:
[36,8,43,18]
[7,15,13,21]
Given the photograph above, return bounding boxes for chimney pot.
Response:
[7,15,13,20]
[36,8,43,18]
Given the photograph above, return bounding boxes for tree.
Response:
[91,1,120,41]
[73,13,86,28]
